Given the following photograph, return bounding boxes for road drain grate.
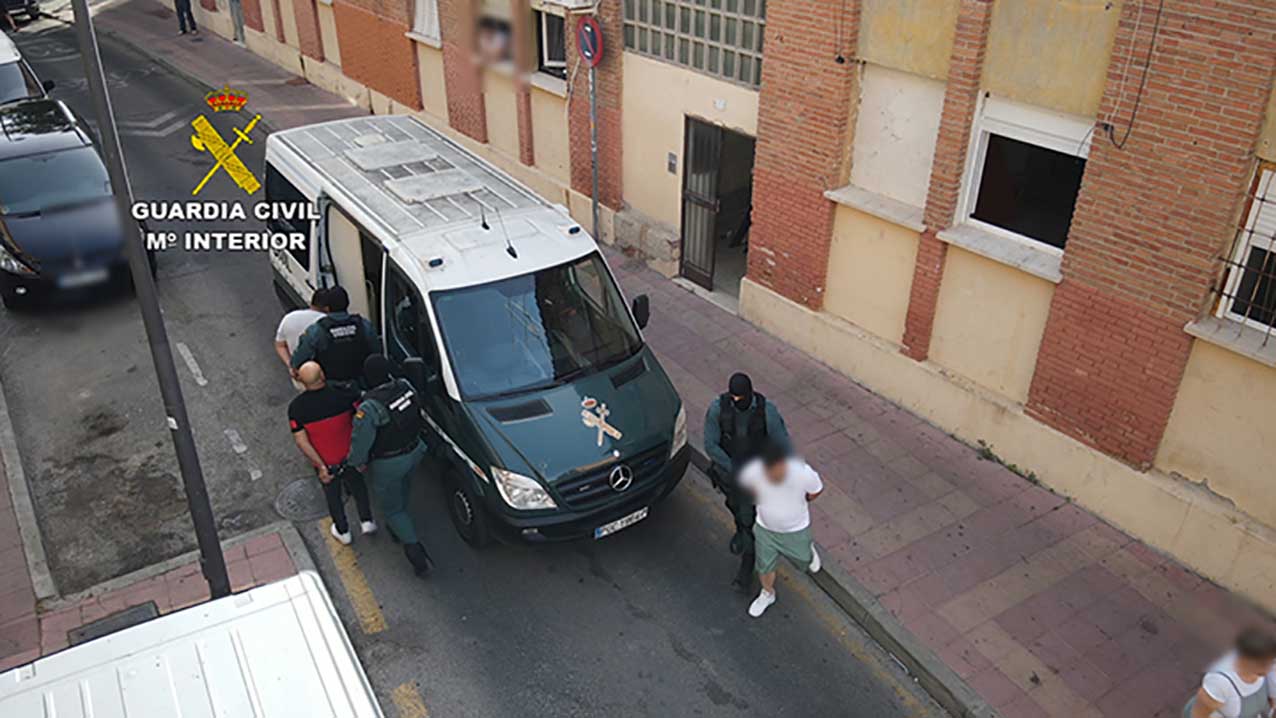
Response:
[69,602,160,645]
[275,477,328,522]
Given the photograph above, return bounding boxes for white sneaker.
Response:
[748,589,776,618]
[809,543,821,573]
[360,520,378,535]
[329,523,352,545]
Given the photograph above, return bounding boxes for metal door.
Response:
[680,118,722,290]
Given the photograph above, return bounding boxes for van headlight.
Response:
[0,245,34,276]
[670,405,687,457]
[491,467,557,510]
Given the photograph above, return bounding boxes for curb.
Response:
[689,445,997,718]
[0,373,57,601]
[41,520,316,612]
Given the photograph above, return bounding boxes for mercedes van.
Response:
[265,115,689,546]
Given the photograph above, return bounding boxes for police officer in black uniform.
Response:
[347,354,432,576]
[290,286,380,390]
[702,372,792,591]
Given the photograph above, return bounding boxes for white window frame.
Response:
[537,8,567,76]
[412,0,440,44]
[957,95,1095,257]
[1217,165,1276,332]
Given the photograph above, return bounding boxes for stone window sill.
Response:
[530,72,568,98]
[936,223,1063,284]
[1185,316,1276,368]
[824,184,926,233]
[405,31,442,49]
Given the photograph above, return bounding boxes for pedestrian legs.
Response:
[365,454,419,544]
[174,0,197,34]
[321,477,351,535]
[342,468,374,525]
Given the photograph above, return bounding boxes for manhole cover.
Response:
[286,76,309,86]
[275,477,328,522]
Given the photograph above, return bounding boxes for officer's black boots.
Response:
[403,542,432,577]
[731,552,754,593]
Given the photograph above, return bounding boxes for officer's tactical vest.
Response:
[717,393,768,463]
[365,379,422,459]
[316,314,369,382]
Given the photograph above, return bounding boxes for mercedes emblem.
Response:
[608,464,634,492]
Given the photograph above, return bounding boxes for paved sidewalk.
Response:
[0,524,300,671]
[606,253,1276,718]
[24,5,1276,716]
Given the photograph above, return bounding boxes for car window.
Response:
[0,147,112,215]
[0,62,34,104]
[19,62,42,96]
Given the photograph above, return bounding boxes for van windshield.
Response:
[431,251,643,399]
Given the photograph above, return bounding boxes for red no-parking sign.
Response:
[576,16,604,68]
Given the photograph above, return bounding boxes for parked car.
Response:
[0,98,149,309]
[0,31,51,104]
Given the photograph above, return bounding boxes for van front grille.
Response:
[554,443,669,511]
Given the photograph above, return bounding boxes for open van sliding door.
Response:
[323,205,385,326]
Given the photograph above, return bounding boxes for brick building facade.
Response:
[189,0,1276,605]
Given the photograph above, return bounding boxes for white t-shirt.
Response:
[275,309,325,355]
[1199,653,1276,718]
[738,458,823,533]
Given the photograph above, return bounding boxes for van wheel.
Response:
[447,475,491,548]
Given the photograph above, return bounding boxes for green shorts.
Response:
[754,524,814,574]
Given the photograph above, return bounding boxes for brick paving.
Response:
[606,249,1276,718]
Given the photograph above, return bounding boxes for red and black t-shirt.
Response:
[288,386,360,466]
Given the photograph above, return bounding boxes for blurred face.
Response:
[764,459,786,483]
[1238,655,1276,676]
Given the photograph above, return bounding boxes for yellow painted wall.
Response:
[258,0,278,45]
[621,52,759,229]
[1157,340,1276,528]
[531,86,569,184]
[317,2,340,67]
[738,278,1276,612]
[858,0,959,81]
[416,43,448,123]
[483,69,519,158]
[929,247,1054,403]
[1259,81,1276,162]
[984,0,1123,117]
[278,0,300,49]
[823,206,919,344]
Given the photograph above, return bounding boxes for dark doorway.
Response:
[680,118,755,298]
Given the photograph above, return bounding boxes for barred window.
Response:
[412,0,439,43]
[1218,165,1276,334]
[622,0,766,88]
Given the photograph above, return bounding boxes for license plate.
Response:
[594,507,648,539]
[58,268,109,289]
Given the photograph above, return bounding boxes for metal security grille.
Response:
[1216,164,1276,342]
[622,0,766,88]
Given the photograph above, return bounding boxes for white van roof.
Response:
[0,572,383,718]
[268,114,600,291]
[0,33,19,65]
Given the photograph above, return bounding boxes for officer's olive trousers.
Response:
[365,442,426,545]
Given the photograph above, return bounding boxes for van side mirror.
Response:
[402,356,443,397]
[402,357,428,393]
[41,79,55,93]
[631,294,650,329]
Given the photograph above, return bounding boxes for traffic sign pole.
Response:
[576,16,605,244]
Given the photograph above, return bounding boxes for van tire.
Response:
[446,475,491,548]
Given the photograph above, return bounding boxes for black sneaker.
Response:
[403,543,432,577]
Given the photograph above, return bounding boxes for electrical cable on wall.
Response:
[1106,0,1166,150]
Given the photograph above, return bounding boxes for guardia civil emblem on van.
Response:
[580,397,622,447]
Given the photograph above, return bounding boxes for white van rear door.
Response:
[0,571,383,718]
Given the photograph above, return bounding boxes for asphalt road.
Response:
[0,15,948,717]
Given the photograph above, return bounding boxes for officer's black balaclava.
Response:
[728,373,753,411]
[364,354,393,388]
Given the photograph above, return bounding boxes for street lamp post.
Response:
[69,0,231,599]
